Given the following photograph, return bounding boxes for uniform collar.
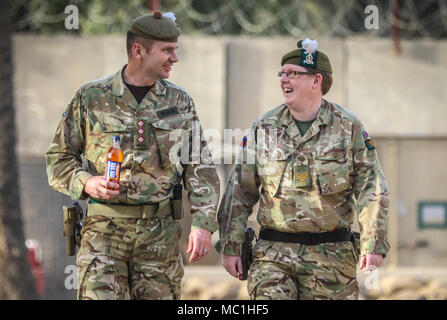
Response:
[315,99,332,126]
[275,99,332,145]
[111,65,167,97]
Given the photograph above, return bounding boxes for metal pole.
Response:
[391,0,402,55]
[388,139,399,268]
[148,0,161,12]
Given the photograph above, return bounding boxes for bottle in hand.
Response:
[105,136,123,189]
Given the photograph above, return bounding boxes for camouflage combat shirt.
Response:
[216,99,390,257]
[46,68,220,232]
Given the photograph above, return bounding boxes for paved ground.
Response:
[182,266,447,300]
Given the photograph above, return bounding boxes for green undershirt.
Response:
[294,117,315,136]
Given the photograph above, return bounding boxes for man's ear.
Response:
[132,43,143,59]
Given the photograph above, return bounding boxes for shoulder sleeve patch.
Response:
[62,104,70,118]
[365,138,375,150]
[240,136,248,149]
[362,131,376,150]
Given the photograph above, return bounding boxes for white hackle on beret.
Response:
[163,12,176,22]
[302,38,318,54]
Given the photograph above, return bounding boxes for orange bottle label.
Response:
[106,161,120,183]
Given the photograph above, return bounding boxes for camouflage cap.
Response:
[281,39,332,74]
[129,11,181,42]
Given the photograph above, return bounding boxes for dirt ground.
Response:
[181,266,447,300]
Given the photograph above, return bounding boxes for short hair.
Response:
[126,31,155,57]
[304,67,333,96]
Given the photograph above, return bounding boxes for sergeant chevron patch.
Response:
[295,173,309,181]
[294,164,312,188]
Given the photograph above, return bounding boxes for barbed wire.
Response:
[11,0,447,38]
[175,0,447,38]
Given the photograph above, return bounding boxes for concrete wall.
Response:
[226,37,447,137]
[13,35,447,160]
[13,35,226,159]
[346,39,447,137]
[374,138,447,268]
[395,138,447,265]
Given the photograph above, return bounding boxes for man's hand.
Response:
[222,254,243,279]
[84,176,120,200]
[187,228,212,263]
[359,253,383,271]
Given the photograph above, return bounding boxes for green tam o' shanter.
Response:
[129,11,181,42]
[281,39,332,74]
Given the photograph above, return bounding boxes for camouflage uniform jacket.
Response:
[216,99,390,257]
[46,67,220,232]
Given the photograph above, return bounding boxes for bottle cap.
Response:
[113,136,120,143]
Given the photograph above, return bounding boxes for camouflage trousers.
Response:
[247,239,359,300]
[76,213,183,300]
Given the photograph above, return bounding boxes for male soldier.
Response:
[46,11,220,300]
[216,39,389,300]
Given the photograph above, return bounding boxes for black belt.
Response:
[88,199,155,206]
[259,228,352,245]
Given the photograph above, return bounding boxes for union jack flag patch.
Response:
[241,136,247,148]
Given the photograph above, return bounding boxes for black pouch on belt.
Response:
[350,231,361,261]
[171,184,183,220]
[241,227,256,281]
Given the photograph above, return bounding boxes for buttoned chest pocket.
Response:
[257,148,292,198]
[151,113,191,169]
[85,113,130,175]
[314,149,350,196]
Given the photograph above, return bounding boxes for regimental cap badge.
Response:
[281,38,333,74]
[303,52,315,65]
[298,39,317,68]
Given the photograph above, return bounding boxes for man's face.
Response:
[140,41,179,80]
[279,64,316,105]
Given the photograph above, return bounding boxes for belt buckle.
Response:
[140,206,148,219]
[142,203,159,219]
[141,205,151,219]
